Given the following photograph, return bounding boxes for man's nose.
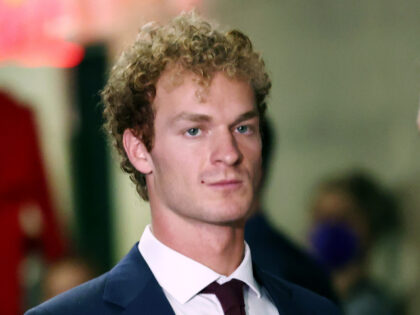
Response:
[210,129,242,166]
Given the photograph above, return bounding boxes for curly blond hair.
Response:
[102,11,271,201]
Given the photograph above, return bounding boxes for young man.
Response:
[26,12,340,315]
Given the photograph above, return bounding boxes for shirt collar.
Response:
[138,225,261,304]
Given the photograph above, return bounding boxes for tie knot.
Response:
[202,279,245,314]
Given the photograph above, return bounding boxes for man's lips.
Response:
[205,179,243,190]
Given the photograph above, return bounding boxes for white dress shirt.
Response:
[138,225,279,315]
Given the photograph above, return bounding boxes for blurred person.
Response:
[410,104,420,315]
[417,105,420,130]
[308,171,400,315]
[43,256,96,301]
[245,119,338,302]
[0,90,67,315]
[26,12,340,315]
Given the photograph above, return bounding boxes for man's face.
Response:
[146,71,262,226]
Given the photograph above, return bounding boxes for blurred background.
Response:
[1,0,419,314]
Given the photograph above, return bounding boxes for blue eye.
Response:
[236,125,250,134]
[186,128,201,136]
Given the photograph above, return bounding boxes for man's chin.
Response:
[205,203,252,225]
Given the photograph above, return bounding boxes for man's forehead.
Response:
[153,69,257,127]
[153,70,207,111]
[155,66,252,104]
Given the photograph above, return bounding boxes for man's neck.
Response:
[150,209,246,276]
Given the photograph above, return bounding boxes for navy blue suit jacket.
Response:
[26,244,341,315]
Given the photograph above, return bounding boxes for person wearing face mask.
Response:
[308,171,400,315]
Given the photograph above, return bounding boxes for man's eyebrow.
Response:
[230,110,259,127]
[170,112,212,124]
[170,109,258,126]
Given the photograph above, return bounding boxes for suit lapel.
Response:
[254,264,300,315]
[102,244,175,315]
[122,278,175,315]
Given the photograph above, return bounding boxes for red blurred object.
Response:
[0,0,84,68]
[0,91,67,314]
[0,0,207,68]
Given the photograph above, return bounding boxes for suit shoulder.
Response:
[25,304,52,315]
[289,282,342,314]
[259,269,342,314]
[24,273,120,315]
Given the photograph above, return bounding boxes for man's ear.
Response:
[123,129,153,174]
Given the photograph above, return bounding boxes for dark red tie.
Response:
[201,279,246,315]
